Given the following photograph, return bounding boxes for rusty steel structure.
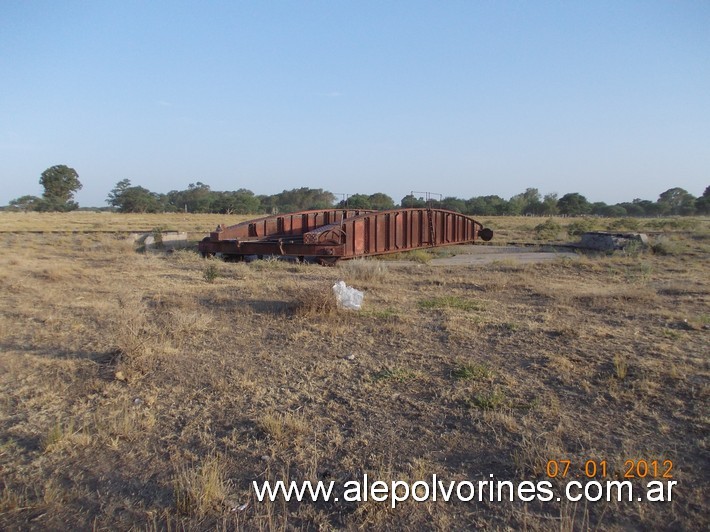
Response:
[198,208,493,264]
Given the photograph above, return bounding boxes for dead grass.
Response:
[0,215,708,530]
[173,453,231,516]
[289,283,340,317]
[338,258,389,283]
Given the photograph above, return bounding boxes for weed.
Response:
[624,261,653,282]
[404,249,432,263]
[623,240,646,256]
[377,249,432,263]
[203,263,220,283]
[613,354,628,380]
[451,363,492,381]
[151,226,166,249]
[467,388,506,409]
[43,419,74,452]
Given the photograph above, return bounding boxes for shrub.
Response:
[534,219,562,241]
[607,218,640,231]
[203,263,220,283]
[567,218,596,237]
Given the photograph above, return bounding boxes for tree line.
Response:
[6,164,710,216]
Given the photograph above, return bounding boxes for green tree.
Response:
[39,165,82,210]
[440,196,467,213]
[165,182,214,212]
[271,188,336,212]
[212,189,261,214]
[401,194,427,208]
[540,193,559,215]
[107,179,132,207]
[338,194,371,209]
[598,205,627,217]
[107,179,163,213]
[557,193,591,216]
[8,195,42,211]
[368,193,395,210]
[465,195,510,216]
[617,201,645,216]
[695,186,710,215]
[590,202,609,215]
[657,187,696,215]
[625,198,663,216]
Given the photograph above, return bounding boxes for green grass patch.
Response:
[419,296,484,311]
[360,308,398,320]
[377,249,432,263]
[451,363,493,381]
[467,388,507,410]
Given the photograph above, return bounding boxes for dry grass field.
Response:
[0,212,708,530]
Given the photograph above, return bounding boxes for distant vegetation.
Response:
[5,165,709,217]
[9,165,82,212]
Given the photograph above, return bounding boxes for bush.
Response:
[203,263,220,283]
[607,218,640,231]
[566,218,596,237]
[534,219,562,241]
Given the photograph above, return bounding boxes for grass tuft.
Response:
[259,412,309,443]
[451,363,493,381]
[339,259,388,282]
[467,388,506,409]
[613,354,628,380]
[173,454,230,516]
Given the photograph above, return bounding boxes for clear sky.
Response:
[1,0,708,207]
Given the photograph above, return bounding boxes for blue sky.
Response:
[1,1,708,207]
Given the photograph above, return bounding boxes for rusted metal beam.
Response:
[199,208,493,262]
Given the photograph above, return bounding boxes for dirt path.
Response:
[433,245,580,265]
[393,245,581,266]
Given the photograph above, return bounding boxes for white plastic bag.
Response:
[332,280,364,310]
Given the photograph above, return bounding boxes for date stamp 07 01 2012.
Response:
[546,459,673,480]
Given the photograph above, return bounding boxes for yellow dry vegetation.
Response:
[0,212,708,529]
